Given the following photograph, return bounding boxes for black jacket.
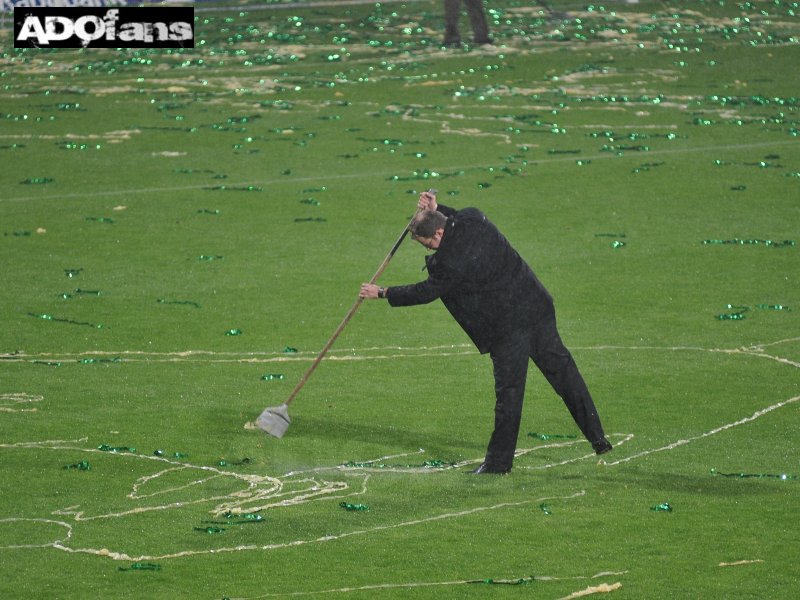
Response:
[388,205,553,353]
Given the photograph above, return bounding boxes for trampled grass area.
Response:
[1,1,798,598]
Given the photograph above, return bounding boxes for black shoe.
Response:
[592,438,613,455]
[470,462,511,474]
[473,37,494,45]
[443,39,461,48]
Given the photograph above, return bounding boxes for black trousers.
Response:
[443,0,490,44]
[485,306,606,470]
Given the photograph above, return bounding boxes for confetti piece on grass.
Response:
[63,460,90,471]
[60,289,101,299]
[79,357,121,364]
[195,526,225,534]
[528,432,578,440]
[118,563,161,572]
[218,458,252,467]
[28,313,104,329]
[157,299,201,308]
[711,468,796,480]
[98,445,136,453]
[702,239,795,247]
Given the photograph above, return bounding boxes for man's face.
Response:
[411,230,442,250]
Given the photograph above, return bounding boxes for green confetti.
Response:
[225,329,242,336]
[21,177,54,184]
[716,303,790,320]
[157,299,201,308]
[60,288,101,299]
[118,562,161,572]
[756,304,790,311]
[528,432,578,440]
[198,255,224,261]
[716,305,750,320]
[195,526,225,534]
[711,468,796,480]
[28,313,104,329]
[539,503,552,515]
[261,374,285,381]
[63,460,90,471]
[702,239,795,248]
[79,357,121,364]
[98,444,136,453]
[283,346,298,353]
[651,502,673,512]
[339,502,369,511]
[205,185,262,192]
[218,458,253,467]
[203,513,265,526]
[468,576,534,586]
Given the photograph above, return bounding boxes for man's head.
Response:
[409,210,446,250]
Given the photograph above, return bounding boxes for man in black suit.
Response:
[360,191,612,474]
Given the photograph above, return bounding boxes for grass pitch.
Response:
[1,1,798,598]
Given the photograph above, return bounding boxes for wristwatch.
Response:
[378,287,386,299]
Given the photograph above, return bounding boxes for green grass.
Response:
[1,1,799,598]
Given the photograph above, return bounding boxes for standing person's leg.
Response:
[479,330,530,472]
[529,307,611,453]
[443,0,462,46]
[463,0,491,43]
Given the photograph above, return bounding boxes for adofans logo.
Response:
[14,7,194,49]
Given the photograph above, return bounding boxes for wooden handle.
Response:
[283,212,419,407]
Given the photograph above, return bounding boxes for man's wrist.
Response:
[378,287,386,299]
